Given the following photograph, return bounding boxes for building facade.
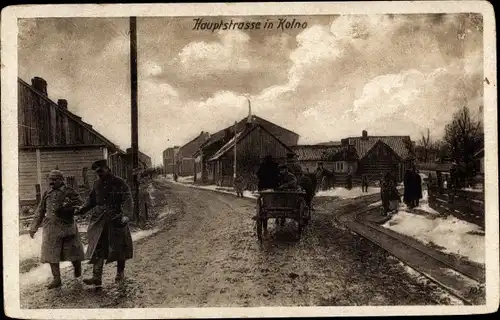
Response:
[206,123,295,187]
[338,130,415,182]
[163,146,179,174]
[194,115,300,184]
[18,77,149,203]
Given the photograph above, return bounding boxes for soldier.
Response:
[76,159,134,287]
[29,170,85,289]
[234,174,245,197]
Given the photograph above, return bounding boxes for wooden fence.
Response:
[427,184,485,228]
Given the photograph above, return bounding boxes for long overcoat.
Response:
[29,185,85,263]
[80,174,134,264]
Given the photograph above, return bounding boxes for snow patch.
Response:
[398,263,464,305]
[368,201,382,207]
[383,210,484,265]
[316,186,380,199]
[20,227,160,289]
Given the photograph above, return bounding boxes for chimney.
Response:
[362,130,368,140]
[57,99,68,109]
[246,97,252,127]
[31,77,48,96]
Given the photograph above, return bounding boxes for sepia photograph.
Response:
[1,1,498,319]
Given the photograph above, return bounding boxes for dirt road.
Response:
[20,179,458,308]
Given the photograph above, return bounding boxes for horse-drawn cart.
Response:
[254,190,311,243]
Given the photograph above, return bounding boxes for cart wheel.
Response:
[297,200,305,240]
[256,198,263,244]
[257,219,263,244]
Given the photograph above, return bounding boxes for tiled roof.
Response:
[342,136,412,160]
[291,145,339,161]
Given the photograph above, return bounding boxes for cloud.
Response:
[178,30,251,75]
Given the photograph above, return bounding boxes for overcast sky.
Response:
[18,14,483,165]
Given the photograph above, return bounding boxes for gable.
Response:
[362,140,402,161]
[208,124,294,161]
[344,136,412,160]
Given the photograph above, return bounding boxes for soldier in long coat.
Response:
[76,160,134,286]
[29,170,85,289]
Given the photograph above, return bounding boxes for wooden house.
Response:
[18,77,149,203]
[175,131,210,177]
[291,145,339,173]
[193,114,299,184]
[337,130,415,183]
[205,122,295,187]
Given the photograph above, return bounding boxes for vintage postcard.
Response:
[1,1,498,319]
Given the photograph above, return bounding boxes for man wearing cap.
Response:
[76,159,134,286]
[286,153,303,179]
[29,170,85,289]
[277,164,298,191]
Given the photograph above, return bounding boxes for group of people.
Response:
[29,159,134,289]
[379,165,423,215]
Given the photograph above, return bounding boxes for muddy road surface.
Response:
[20,179,457,308]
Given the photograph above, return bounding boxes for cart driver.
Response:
[277,164,298,191]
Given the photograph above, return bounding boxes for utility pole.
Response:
[130,16,140,222]
[233,121,237,179]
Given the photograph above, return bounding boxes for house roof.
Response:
[208,123,295,162]
[19,78,126,154]
[342,136,412,160]
[291,145,339,161]
[199,115,299,153]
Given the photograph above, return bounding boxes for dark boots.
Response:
[83,259,104,287]
[115,260,125,282]
[47,263,62,289]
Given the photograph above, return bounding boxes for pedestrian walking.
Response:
[403,168,414,208]
[76,159,134,287]
[346,172,353,190]
[413,166,423,207]
[234,174,245,197]
[29,170,85,289]
[362,175,369,193]
[381,172,400,215]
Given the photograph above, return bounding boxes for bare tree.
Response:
[418,128,432,162]
[444,106,483,178]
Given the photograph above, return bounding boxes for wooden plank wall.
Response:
[18,81,104,147]
[428,185,485,228]
[18,151,38,200]
[38,148,103,195]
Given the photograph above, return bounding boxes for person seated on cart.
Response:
[257,155,280,191]
[277,164,298,191]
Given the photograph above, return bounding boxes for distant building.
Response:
[125,148,152,169]
[193,113,300,184]
[335,130,415,182]
[474,148,484,175]
[291,145,340,173]
[175,132,210,176]
[163,146,179,174]
[18,77,148,203]
[206,121,295,187]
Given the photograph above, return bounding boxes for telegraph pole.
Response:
[130,16,140,221]
[233,121,237,179]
